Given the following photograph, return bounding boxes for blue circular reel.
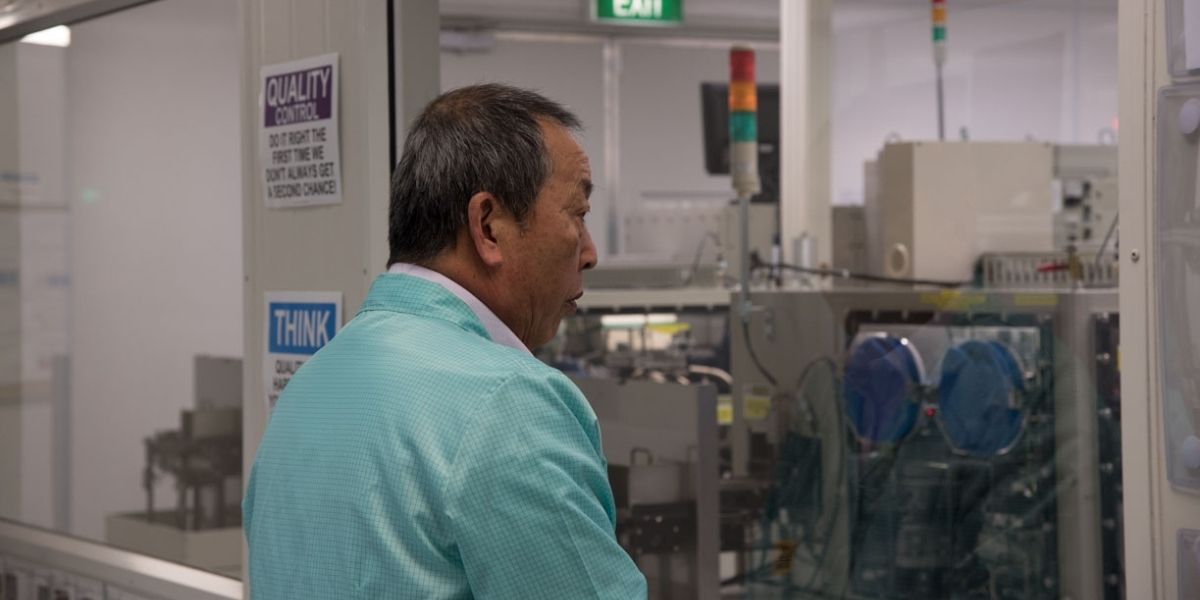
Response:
[843,334,925,444]
[936,339,1026,457]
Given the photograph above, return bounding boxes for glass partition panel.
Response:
[440,33,609,254]
[1,0,243,579]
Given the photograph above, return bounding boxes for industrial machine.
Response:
[104,356,244,577]
[1052,144,1119,256]
[867,141,1057,282]
[569,378,720,600]
[862,141,1119,284]
[553,43,1127,599]
[563,132,1125,598]
[560,130,1127,598]
[563,287,1122,599]
[729,289,1120,599]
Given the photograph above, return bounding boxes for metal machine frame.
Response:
[571,378,720,600]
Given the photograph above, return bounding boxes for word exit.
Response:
[615,0,664,18]
[595,0,682,25]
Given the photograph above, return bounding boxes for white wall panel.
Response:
[831,4,1118,208]
[240,3,439,587]
[616,42,779,201]
[439,35,778,260]
[440,36,609,255]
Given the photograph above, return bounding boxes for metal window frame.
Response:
[0,0,155,44]
[0,518,241,599]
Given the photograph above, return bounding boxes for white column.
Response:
[1115,0,1154,592]
[0,42,20,522]
[1117,0,1197,597]
[240,0,439,585]
[779,0,832,269]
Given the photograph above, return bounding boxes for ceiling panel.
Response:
[440,0,1115,36]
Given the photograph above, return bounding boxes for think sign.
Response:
[264,291,343,412]
[269,301,336,354]
[594,0,682,25]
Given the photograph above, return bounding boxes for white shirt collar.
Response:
[386,263,529,354]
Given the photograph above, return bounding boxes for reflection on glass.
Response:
[1156,85,1200,491]
[838,312,1058,599]
[20,26,71,48]
[0,0,242,581]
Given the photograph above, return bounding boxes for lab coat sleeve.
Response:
[445,370,647,599]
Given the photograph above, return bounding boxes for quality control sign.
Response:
[260,53,341,208]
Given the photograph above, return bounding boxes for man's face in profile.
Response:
[503,120,598,349]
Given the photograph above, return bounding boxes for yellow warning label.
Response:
[919,290,986,311]
[773,539,797,575]
[717,403,733,425]
[743,385,771,421]
[647,322,691,335]
[1014,293,1059,307]
[745,396,771,420]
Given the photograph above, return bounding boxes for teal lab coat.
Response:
[244,274,646,599]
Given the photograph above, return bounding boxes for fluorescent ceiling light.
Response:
[440,29,495,54]
[600,313,679,329]
[21,25,70,47]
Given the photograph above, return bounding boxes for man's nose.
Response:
[580,226,598,271]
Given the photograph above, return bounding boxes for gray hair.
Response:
[387,84,581,265]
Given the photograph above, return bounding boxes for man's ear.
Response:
[466,191,511,268]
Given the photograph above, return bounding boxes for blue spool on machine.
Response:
[936,339,1027,457]
[843,334,925,445]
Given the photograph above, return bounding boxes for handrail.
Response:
[0,518,241,600]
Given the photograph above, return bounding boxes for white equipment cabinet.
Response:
[870,141,1055,281]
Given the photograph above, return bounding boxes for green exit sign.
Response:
[594,0,683,26]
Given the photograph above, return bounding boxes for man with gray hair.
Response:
[243,84,647,599]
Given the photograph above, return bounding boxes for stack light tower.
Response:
[730,46,760,322]
[933,0,947,140]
